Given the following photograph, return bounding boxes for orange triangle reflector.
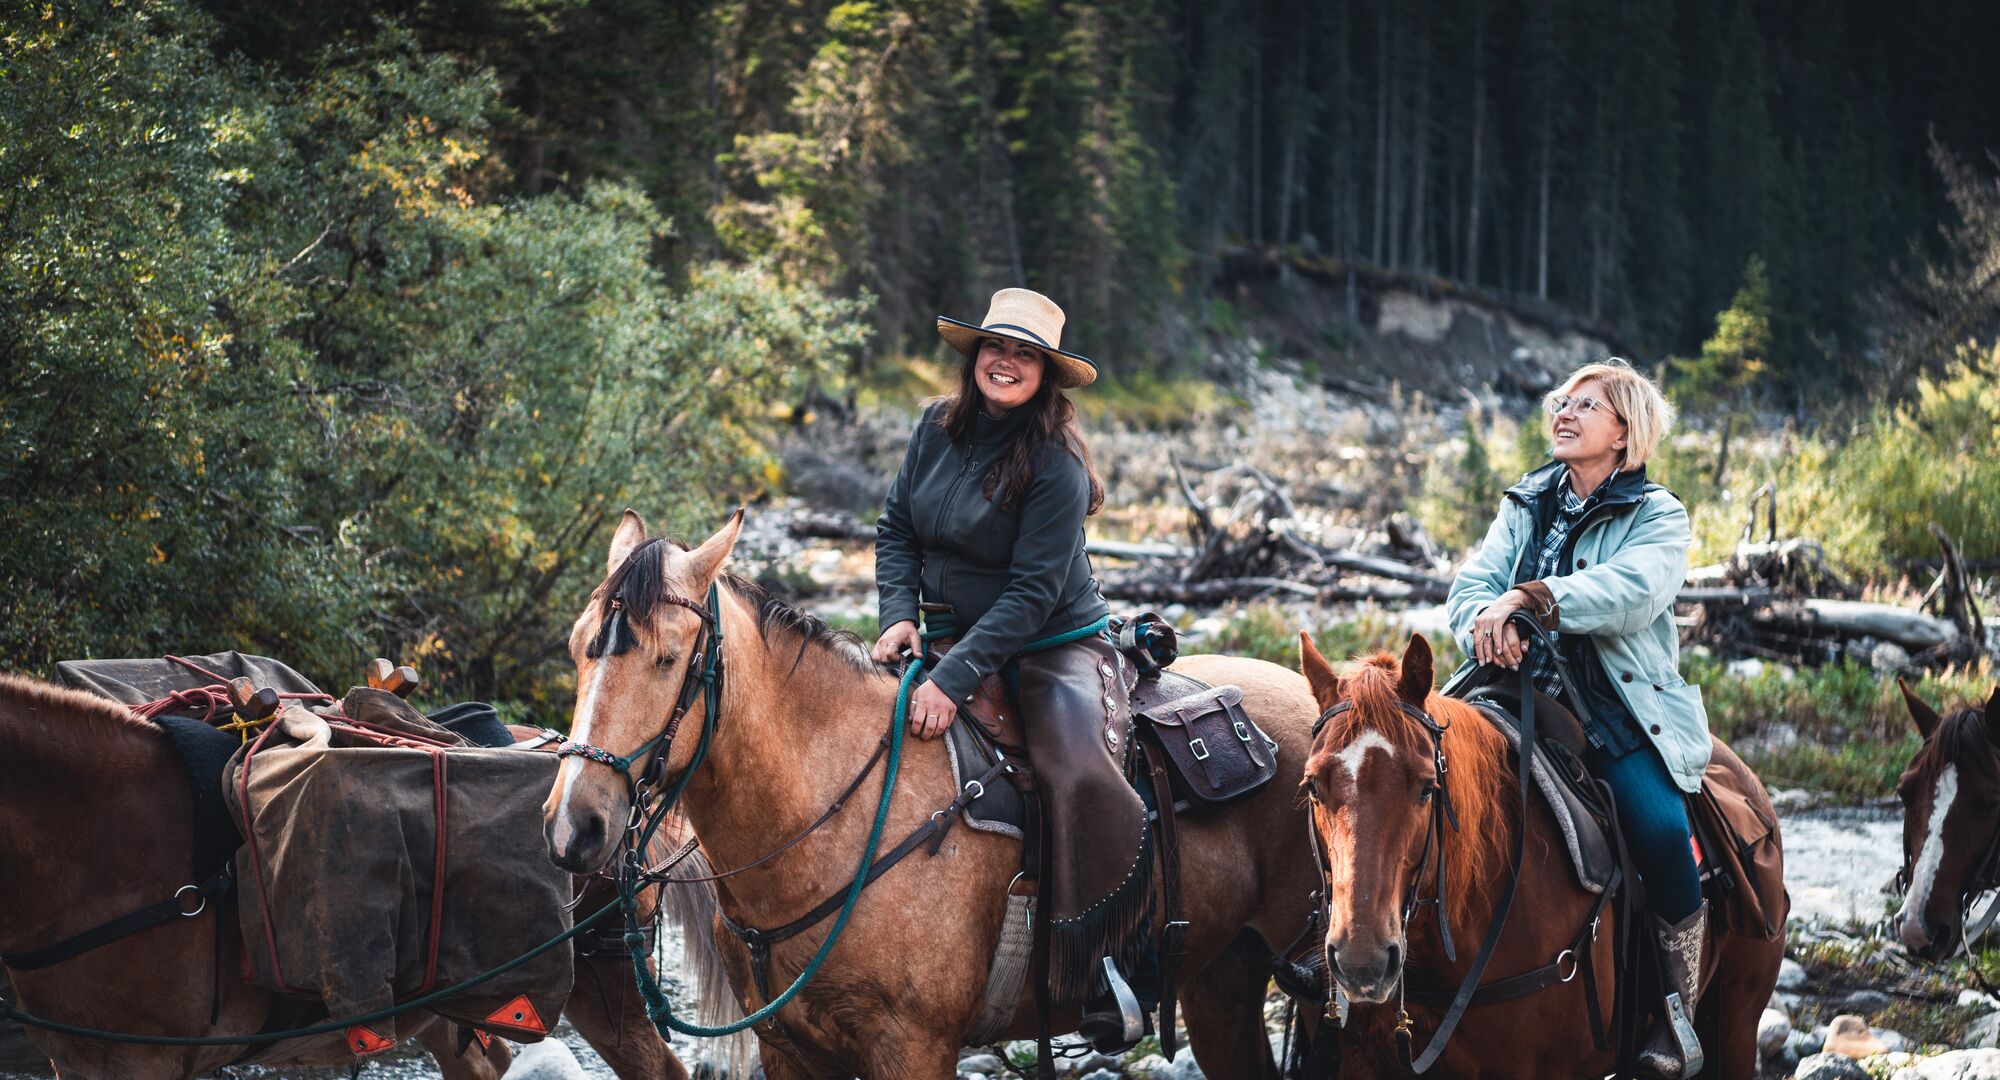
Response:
[474,1029,493,1050]
[484,995,548,1034]
[346,1025,394,1055]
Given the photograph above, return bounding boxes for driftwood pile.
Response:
[788,466,1989,673]
[1087,456,1454,606]
[1679,488,1988,672]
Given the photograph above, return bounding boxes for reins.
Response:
[1302,611,1574,1074]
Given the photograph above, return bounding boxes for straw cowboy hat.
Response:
[936,288,1098,388]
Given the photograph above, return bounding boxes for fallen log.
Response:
[1675,586,1777,604]
[1752,600,1959,651]
[1316,549,1452,591]
[1087,539,1196,561]
[788,512,875,541]
[1099,576,1318,604]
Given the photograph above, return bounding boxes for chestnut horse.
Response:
[1297,633,1784,1079]
[1891,680,2000,959]
[540,510,1325,1079]
[0,672,694,1080]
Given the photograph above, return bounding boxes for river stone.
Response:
[1842,990,1896,1012]
[1790,1027,1828,1057]
[1778,958,1809,991]
[1826,1014,1890,1058]
[1761,1008,1796,1057]
[1080,1070,1122,1080]
[1880,1029,1910,1052]
[1128,1054,1172,1075]
[959,1054,1006,1075]
[1889,1048,2000,1080]
[508,1040,590,1080]
[1795,1051,1872,1079]
[1079,1052,1123,1072]
[1968,1012,2000,1050]
[1155,1046,1206,1080]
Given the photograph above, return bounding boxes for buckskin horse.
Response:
[1890,679,2000,959]
[541,509,1326,1079]
[1296,632,1784,1079]
[0,671,696,1080]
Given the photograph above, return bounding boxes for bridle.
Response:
[1894,742,2000,956]
[556,581,725,816]
[1308,696,1464,968]
[1299,611,1556,1073]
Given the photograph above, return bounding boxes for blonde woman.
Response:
[1445,359,1710,1079]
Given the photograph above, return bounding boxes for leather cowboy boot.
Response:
[1016,637,1154,1052]
[1636,899,1707,1078]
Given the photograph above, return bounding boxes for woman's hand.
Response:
[871,620,921,665]
[908,680,958,740]
[1472,589,1533,669]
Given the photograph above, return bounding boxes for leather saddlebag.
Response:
[1138,685,1277,808]
[1687,744,1789,941]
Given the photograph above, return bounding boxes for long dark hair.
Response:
[936,350,1105,515]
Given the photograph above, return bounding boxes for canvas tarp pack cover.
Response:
[222,690,573,1049]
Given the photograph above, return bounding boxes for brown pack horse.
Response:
[0,672,696,1080]
[541,509,1326,1079]
[1297,633,1784,1079]
[1891,680,2000,959]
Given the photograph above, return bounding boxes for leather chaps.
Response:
[1016,635,1153,1004]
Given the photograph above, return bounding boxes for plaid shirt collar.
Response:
[1528,468,1615,696]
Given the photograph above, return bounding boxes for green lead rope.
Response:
[628,615,1108,1039]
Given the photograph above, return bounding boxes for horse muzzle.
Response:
[543,770,629,874]
[1897,910,1958,960]
[1328,937,1403,1005]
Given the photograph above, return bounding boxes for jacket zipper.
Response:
[930,444,978,602]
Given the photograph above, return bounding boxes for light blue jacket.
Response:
[1446,462,1711,792]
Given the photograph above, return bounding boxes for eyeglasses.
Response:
[1544,394,1617,419]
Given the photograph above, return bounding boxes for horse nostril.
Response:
[1385,943,1402,976]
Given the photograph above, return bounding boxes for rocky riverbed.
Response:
[12,802,1993,1080]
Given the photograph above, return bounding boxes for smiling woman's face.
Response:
[1548,376,1628,469]
[973,337,1046,413]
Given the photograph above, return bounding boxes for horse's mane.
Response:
[1319,653,1516,911]
[0,672,163,756]
[1927,707,1999,782]
[589,537,871,673]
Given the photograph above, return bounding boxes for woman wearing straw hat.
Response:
[872,288,1153,1052]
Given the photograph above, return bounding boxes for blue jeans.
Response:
[1584,743,1702,922]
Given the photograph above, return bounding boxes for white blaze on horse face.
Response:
[1328,731,1397,870]
[552,653,615,848]
[1899,763,1959,947]
[1333,730,1397,788]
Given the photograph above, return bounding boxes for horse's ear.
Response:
[1299,632,1341,709]
[1899,677,1940,739]
[684,507,746,588]
[608,509,648,577]
[1397,634,1434,707]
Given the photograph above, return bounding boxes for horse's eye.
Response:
[1418,782,1437,804]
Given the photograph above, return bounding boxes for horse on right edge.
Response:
[1890,679,2000,960]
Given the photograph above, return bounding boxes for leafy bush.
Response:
[0,1,865,708]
